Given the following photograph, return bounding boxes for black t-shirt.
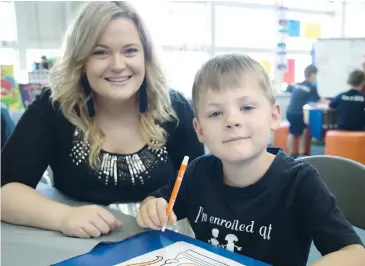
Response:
[287,81,320,114]
[329,89,365,131]
[1,89,204,205]
[153,150,363,266]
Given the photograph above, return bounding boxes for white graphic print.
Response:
[208,228,220,247]
[221,234,242,252]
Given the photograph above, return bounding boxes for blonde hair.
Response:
[192,53,275,116]
[49,1,176,168]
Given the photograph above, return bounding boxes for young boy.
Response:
[286,65,321,157]
[329,70,365,130]
[136,54,365,266]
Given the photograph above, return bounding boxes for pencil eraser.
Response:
[161,226,166,232]
[182,156,189,164]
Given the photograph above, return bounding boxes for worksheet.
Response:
[115,241,244,266]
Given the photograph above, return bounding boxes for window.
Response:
[343,2,365,37]
[0,1,17,41]
[215,5,276,49]
[133,1,211,48]
[281,0,335,12]
[220,0,276,5]
[0,48,17,65]
[160,50,210,99]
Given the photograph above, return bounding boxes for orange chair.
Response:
[325,130,365,165]
[273,121,311,155]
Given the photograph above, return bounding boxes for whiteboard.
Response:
[314,38,365,98]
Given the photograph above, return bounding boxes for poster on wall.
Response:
[287,20,300,37]
[304,23,321,39]
[259,60,272,75]
[19,83,43,108]
[1,65,24,111]
[284,59,296,85]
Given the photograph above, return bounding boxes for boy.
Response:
[286,65,321,157]
[329,69,365,130]
[136,54,365,266]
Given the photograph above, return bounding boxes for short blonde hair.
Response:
[49,1,176,168]
[192,53,275,116]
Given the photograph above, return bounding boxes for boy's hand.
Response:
[59,205,123,238]
[137,197,177,230]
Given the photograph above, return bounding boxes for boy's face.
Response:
[309,73,317,83]
[193,81,280,163]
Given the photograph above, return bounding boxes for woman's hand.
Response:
[59,205,123,238]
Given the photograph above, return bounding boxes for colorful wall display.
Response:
[19,83,43,108]
[1,65,24,111]
[304,23,322,39]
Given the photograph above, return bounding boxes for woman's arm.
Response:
[1,89,70,230]
[1,89,122,238]
[1,182,71,230]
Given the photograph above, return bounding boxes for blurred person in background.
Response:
[329,69,365,131]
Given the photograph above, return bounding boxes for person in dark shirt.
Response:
[136,54,365,266]
[286,65,321,157]
[329,70,365,130]
[1,2,204,239]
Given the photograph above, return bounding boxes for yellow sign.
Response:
[304,23,321,39]
[259,60,272,74]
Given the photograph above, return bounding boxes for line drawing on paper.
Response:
[116,241,244,266]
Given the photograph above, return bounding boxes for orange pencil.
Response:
[162,156,189,232]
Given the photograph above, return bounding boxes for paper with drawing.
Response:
[115,241,244,266]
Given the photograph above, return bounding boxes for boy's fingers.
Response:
[140,204,160,230]
[147,202,163,228]
[168,211,177,224]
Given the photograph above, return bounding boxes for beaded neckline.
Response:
[100,144,148,157]
[69,129,168,186]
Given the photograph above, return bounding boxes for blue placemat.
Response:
[53,230,270,266]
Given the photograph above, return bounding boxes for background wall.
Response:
[1,0,365,96]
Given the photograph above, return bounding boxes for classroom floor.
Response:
[310,142,325,156]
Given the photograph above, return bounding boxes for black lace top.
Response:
[1,89,204,204]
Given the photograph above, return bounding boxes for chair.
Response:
[325,130,365,165]
[273,121,311,155]
[297,155,365,230]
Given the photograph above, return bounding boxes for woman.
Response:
[1,2,204,239]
